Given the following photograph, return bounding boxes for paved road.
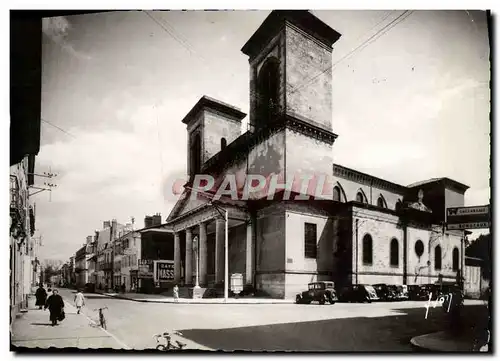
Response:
[57,288,488,351]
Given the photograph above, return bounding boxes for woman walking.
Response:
[35,284,47,310]
[74,289,85,314]
[45,289,65,326]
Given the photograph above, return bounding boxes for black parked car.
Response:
[84,283,95,293]
[296,281,338,305]
[408,285,424,300]
[419,284,441,300]
[339,284,379,303]
[373,284,397,301]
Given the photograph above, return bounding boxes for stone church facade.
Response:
[165,10,468,299]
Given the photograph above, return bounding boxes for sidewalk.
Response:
[11,296,127,350]
[95,291,294,304]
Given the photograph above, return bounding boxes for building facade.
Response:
[164,11,469,299]
[10,155,37,317]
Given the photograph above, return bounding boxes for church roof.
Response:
[181,96,246,125]
[407,177,469,193]
[241,10,342,58]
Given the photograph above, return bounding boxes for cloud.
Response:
[42,16,92,60]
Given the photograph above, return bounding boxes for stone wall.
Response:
[285,24,332,131]
[285,129,333,198]
[203,109,242,163]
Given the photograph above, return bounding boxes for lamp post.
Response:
[224,209,228,303]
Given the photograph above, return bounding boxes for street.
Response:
[54,288,487,351]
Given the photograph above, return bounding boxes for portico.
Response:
[169,201,254,289]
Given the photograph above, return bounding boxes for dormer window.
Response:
[221,137,227,150]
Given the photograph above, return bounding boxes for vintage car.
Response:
[408,285,423,300]
[373,283,397,301]
[295,281,338,305]
[338,284,379,303]
[395,285,409,301]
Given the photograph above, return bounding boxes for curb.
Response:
[410,334,436,352]
[94,292,294,305]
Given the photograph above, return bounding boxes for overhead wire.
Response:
[41,118,76,138]
[291,10,414,94]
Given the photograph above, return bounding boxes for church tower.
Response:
[241,11,341,197]
[181,96,246,178]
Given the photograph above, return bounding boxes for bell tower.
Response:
[241,11,341,197]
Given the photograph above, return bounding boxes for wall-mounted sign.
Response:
[138,259,153,279]
[446,205,490,230]
[154,260,174,282]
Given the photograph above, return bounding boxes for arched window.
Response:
[377,196,386,208]
[190,133,201,176]
[415,240,424,258]
[256,57,280,127]
[221,137,227,150]
[452,247,459,271]
[333,186,341,202]
[435,245,442,270]
[356,192,365,203]
[390,238,399,267]
[362,234,373,265]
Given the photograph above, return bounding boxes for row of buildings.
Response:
[59,215,176,293]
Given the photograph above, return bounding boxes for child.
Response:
[74,289,85,314]
[173,284,179,302]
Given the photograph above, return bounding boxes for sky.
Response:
[36,10,490,261]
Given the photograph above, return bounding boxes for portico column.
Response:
[245,220,254,285]
[185,228,193,285]
[199,222,208,286]
[174,232,181,283]
[215,217,225,284]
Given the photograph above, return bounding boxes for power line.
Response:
[143,10,207,63]
[291,10,413,94]
[41,118,76,138]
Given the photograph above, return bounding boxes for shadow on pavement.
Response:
[82,295,112,300]
[179,305,488,352]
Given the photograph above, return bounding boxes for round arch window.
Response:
[415,240,424,258]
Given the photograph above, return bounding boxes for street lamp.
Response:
[224,208,228,303]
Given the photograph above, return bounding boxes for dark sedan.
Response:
[338,284,379,303]
[373,284,397,302]
[296,281,338,305]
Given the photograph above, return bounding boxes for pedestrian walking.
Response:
[74,289,85,314]
[173,284,179,302]
[35,284,47,310]
[44,289,65,326]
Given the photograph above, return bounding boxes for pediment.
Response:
[167,189,209,222]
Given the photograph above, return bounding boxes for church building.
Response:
[165,10,469,299]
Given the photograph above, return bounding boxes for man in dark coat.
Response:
[44,289,65,326]
[35,284,47,310]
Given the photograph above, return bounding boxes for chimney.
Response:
[144,216,153,228]
[152,213,162,226]
[111,219,118,239]
[103,221,111,229]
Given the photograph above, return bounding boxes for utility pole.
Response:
[28,169,58,200]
